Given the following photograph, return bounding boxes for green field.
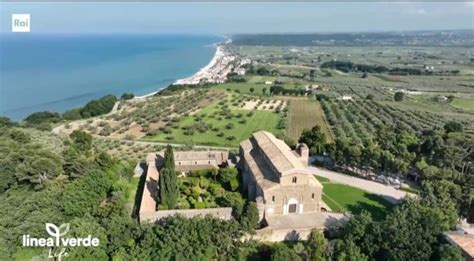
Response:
[216,82,270,96]
[144,94,283,147]
[316,176,392,220]
[287,100,334,143]
[216,76,310,97]
[451,98,474,111]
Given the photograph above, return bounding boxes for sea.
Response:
[0,34,222,121]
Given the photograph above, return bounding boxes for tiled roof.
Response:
[157,150,228,163]
[446,232,474,258]
[252,131,306,175]
[140,153,159,214]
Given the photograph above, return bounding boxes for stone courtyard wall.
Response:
[244,212,347,242]
[140,207,233,224]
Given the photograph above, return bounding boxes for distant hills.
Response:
[231,30,474,47]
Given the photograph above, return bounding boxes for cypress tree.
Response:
[159,145,178,209]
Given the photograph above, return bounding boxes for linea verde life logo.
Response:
[22,223,100,260]
[12,14,30,32]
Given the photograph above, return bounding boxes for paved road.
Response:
[308,166,409,204]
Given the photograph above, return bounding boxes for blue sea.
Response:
[0,34,221,120]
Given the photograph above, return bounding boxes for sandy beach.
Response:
[133,41,247,101]
[174,45,236,85]
[132,45,223,101]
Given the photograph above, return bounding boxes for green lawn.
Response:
[144,94,284,147]
[316,176,392,220]
[451,98,474,111]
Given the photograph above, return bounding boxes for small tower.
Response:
[296,143,309,166]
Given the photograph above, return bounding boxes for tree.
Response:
[70,130,93,152]
[299,126,327,154]
[365,94,374,100]
[249,87,255,93]
[305,229,327,261]
[420,180,460,230]
[361,72,369,78]
[376,199,445,260]
[218,167,238,184]
[241,201,260,230]
[332,239,368,261]
[309,69,316,81]
[80,95,117,118]
[67,217,108,260]
[159,145,178,209]
[121,93,135,100]
[24,111,61,125]
[16,154,63,190]
[0,117,16,127]
[444,121,463,133]
[394,91,404,101]
[271,243,301,261]
[218,191,245,219]
[436,244,464,261]
[136,216,243,260]
[262,88,267,95]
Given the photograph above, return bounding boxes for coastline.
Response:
[174,45,224,85]
[133,44,222,100]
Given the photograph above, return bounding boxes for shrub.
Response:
[199,177,210,189]
[194,201,206,209]
[394,91,404,101]
[229,178,239,191]
[158,203,169,210]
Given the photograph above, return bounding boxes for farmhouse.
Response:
[239,131,323,221]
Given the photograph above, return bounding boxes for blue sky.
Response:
[1,2,473,34]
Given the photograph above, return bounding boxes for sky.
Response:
[0,2,473,34]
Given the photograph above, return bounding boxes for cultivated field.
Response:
[286,100,334,143]
[451,98,474,111]
[143,93,285,147]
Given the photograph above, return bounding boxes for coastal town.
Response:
[175,45,250,85]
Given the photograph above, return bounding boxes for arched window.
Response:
[292,177,297,183]
[311,193,315,199]
[272,196,275,202]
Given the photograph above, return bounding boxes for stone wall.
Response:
[246,212,347,242]
[140,207,233,224]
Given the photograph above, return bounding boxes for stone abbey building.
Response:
[239,131,323,222]
[140,131,344,241]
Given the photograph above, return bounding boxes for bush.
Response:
[229,178,239,191]
[24,111,61,125]
[81,95,117,118]
[199,177,210,189]
[121,93,134,100]
[394,92,404,101]
[194,201,206,209]
[158,203,169,210]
